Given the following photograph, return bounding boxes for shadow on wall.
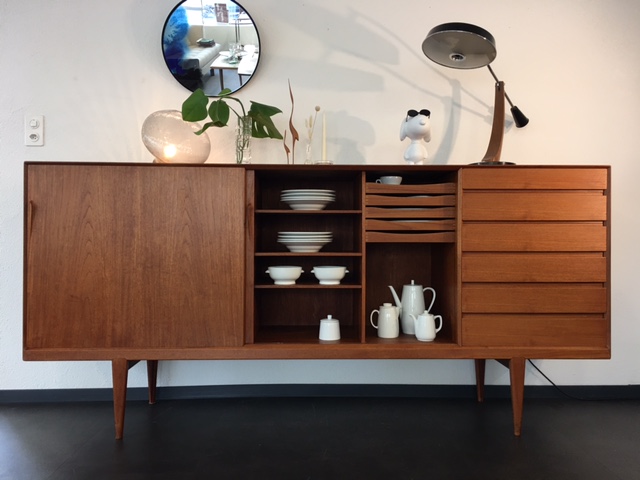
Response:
[253,1,499,165]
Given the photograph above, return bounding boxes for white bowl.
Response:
[279,239,331,253]
[311,266,349,285]
[283,199,333,211]
[265,266,303,285]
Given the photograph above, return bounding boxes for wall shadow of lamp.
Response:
[141,110,211,163]
[422,22,529,165]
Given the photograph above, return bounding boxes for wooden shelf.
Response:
[255,252,362,257]
[256,210,362,215]
[254,326,361,344]
[255,284,362,289]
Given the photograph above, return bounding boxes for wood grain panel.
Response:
[461,223,607,252]
[25,164,245,351]
[366,194,456,207]
[366,232,456,243]
[462,253,607,282]
[461,285,608,314]
[461,167,608,190]
[366,219,456,232]
[461,314,608,347]
[462,192,606,221]
[366,206,456,219]
[365,183,456,195]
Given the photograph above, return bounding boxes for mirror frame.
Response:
[161,0,261,96]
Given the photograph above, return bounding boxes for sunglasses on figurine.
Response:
[406,109,431,120]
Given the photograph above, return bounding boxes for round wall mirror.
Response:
[162,0,260,96]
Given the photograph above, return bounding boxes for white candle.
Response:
[322,113,327,162]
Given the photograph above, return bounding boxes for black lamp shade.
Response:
[510,106,529,128]
[422,22,497,69]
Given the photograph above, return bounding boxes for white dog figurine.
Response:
[400,109,431,165]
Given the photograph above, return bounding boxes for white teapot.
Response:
[409,311,442,342]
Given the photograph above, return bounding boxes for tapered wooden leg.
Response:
[474,359,486,403]
[112,359,129,440]
[509,357,526,437]
[147,360,158,405]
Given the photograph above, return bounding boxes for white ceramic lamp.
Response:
[141,110,211,163]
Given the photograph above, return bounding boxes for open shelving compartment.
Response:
[247,168,364,345]
[363,170,460,346]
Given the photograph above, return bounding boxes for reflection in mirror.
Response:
[162,0,260,96]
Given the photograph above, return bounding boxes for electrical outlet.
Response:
[25,115,44,146]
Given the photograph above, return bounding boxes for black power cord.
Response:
[527,359,589,401]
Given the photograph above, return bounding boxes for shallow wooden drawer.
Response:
[461,284,608,314]
[462,253,607,282]
[462,192,607,221]
[365,182,456,195]
[366,231,456,243]
[461,167,608,190]
[366,206,456,219]
[461,314,609,347]
[462,223,607,252]
[366,218,455,232]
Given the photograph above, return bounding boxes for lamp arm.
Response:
[487,65,516,109]
[480,80,506,164]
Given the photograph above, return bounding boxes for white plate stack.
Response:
[280,189,336,210]
[278,231,333,253]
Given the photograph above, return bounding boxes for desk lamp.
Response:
[422,22,529,165]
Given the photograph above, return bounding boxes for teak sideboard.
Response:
[23,162,611,439]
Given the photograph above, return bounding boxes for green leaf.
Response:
[248,102,284,139]
[207,99,230,127]
[194,121,217,135]
[181,89,209,122]
[250,101,282,117]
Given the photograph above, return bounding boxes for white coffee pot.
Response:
[389,280,436,335]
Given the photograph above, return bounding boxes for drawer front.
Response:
[462,285,608,314]
[462,223,607,252]
[461,314,609,347]
[462,192,607,221]
[460,167,609,190]
[462,253,607,283]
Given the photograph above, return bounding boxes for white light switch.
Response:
[25,115,44,146]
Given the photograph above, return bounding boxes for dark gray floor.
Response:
[1,395,639,479]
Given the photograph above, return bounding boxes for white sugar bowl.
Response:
[319,315,341,341]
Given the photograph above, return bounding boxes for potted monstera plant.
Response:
[181,88,283,164]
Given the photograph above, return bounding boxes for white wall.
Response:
[1,0,639,391]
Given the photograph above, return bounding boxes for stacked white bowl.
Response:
[277,231,333,253]
[280,189,336,210]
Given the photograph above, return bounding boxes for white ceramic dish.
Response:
[278,231,332,236]
[311,266,349,285]
[265,266,303,285]
[281,189,335,194]
[285,202,331,211]
[283,245,324,253]
[279,241,331,253]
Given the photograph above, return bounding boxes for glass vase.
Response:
[235,115,252,164]
[304,140,313,164]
